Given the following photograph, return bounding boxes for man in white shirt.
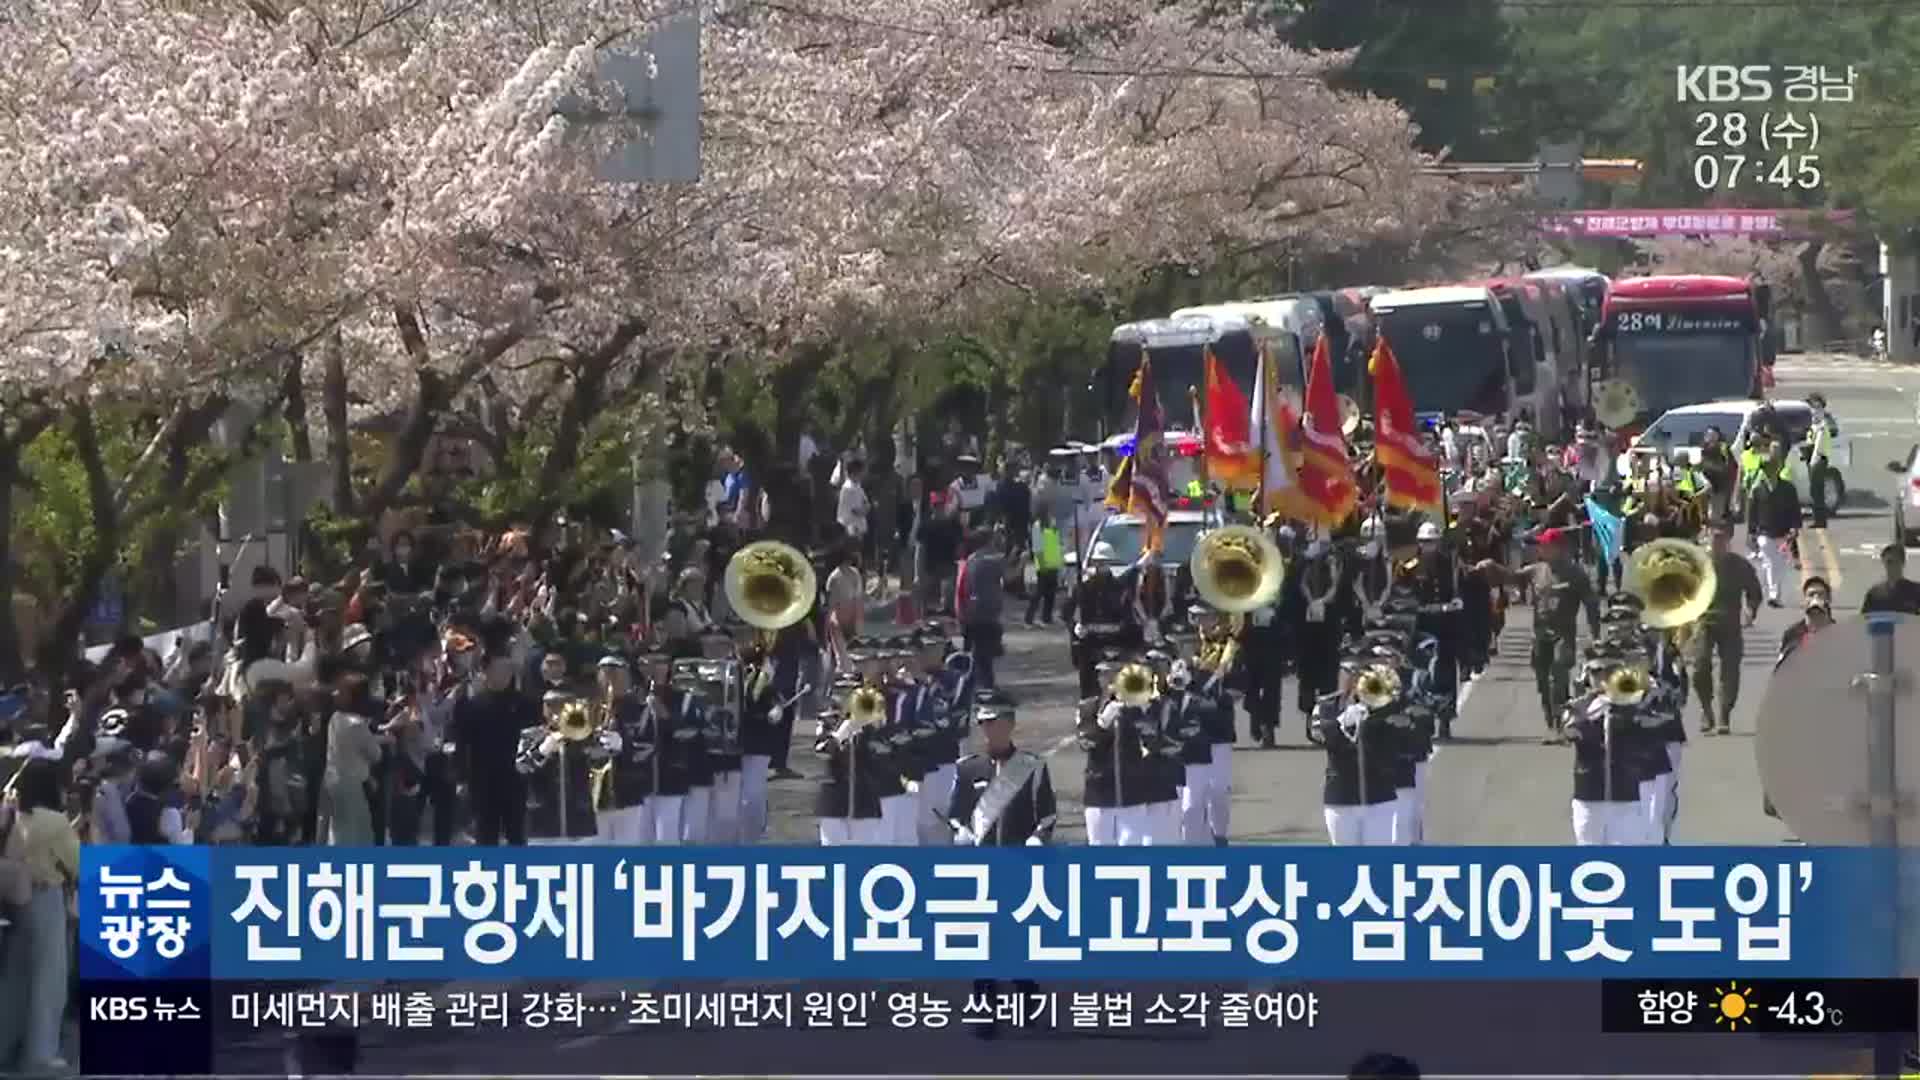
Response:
[948,453,989,527]
[837,459,871,546]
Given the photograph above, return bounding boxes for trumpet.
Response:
[1110,662,1157,708]
[724,540,817,631]
[1352,664,1402,710]
[1623,538,1717,630]
[1190,524,1286,614]
[1601,664,1651,707]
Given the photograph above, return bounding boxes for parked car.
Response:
[1890,446,1920,548]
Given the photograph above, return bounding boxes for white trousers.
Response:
[819,818,889,845]
[1572,799,1654,845]
[1395,758,1430,845]
[596,804,647,845]
[739,755,772,843]
[1084,805,1167,845]
[1662,743,1683,840]
[1179,765,1210,844]
[1749,534,1788,602]
[917,764,958,845]
[1204,743,1232,841]
[707,769,743,844]
[879,794,916,846]
[681,787,711,843]
[1391,789,1417,845]
[1324,803,1397,845]
[647,795,685,845]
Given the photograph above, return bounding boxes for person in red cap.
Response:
[1474,526,1600,738]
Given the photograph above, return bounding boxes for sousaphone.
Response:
[1623,538,1716,630]
[1338,394,1363,437]
[724,541,817,631]
[1190,524,1286,614]
[1593,379,1643,430]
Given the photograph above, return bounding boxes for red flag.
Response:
[1296,333,1358,525]
[1202,347,1258,489]
[1369,333,1444,512]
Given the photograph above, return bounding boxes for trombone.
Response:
[1601,663,1652,707]
[1110,662,1157,708]
[1190,524,1286,614]
[724,540,817,631]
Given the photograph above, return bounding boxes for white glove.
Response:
[600,730,623,753]
[1024,835,1043,847]
[1098,702,1123,730]
[1073,622,1086,638]
[768,705,784,725]
[953,826,977,845]
[538,733,561,756]
[832,718,854,742]
[1340,703,1368,727]
[1203,672,1222,694]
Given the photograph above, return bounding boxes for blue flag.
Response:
[1586,496,1624,566]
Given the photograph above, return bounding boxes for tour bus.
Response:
[1100,313,1262,440]
[1525,266,1610,331]
[1366,285,1551,436]
[1591,274,1767,429]
[1301,287,1385,409]
[1484,278,1568,434]
[1168,296,1326,390]
[1523,278,1592,420]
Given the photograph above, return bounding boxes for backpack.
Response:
[0,805,36,908]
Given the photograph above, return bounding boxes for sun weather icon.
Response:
[1714,985,1754,1031]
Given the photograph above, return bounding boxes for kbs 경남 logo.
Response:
[1676,66,1776,103]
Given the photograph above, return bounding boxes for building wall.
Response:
[1882,243,1920,362]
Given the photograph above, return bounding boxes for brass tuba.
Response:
[1111,662,1157,708]
[1593,379,1643,430]
[724,540,818,631]
[1353,664,1402,709]
[1602,664,1651,707]
[845,684,888,729]
[1190,524,1286,614]
[549,697,596,742]
[1623,538,1717,629]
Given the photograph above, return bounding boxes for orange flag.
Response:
[1369,332,1444,512]
[1202,347,1259,490]
[1296,332,1358,526]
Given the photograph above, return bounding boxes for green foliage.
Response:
[454,410,636,529]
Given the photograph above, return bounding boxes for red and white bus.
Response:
[1592,274,1767,428]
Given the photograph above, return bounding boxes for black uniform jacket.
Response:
[946,746,1057,845]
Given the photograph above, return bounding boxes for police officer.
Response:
[1563,648,1658,845]
[1803,392,1838,528]
[1314,654,1403,845]
[1479,527,1599,739]
[948,452,991,528]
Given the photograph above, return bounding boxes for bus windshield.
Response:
[1614,332,1754,417]
[1098,330,1292,434]
[1374,305,1509,416]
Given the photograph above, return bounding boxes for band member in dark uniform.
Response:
[453,647,537,846]
[1315,653,1404,845]
[1237,526,1288,748]
[1068,543,1139,698]
[1124,559,1171,646]
[636,650,704,844]
[594,655,655,844]
[1284,539,1353,743]
[1161,659,1220,844]
[1409,521,1461,740]
[1187,603,1240,842]
[1452,498,1505,676]
[518,681,608,846]
[813,663,893,845]
[1564,649,1658,845]
[1077,655,1164,845]
[947,696,1057,846]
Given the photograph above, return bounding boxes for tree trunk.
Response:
[282,350,313,462]
[323,332,355,513]
[527,320,648,522]
[0,442,22,685]
[1797,241,1844,345]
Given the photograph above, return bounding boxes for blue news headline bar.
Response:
[78,847,1899,982]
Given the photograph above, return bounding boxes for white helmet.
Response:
[1166,660,1192,689]
[1089,540,1119,564]
[1417,522,1442,541]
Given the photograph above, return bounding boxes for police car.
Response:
[1622,398,1842,508]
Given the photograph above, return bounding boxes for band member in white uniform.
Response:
[1565,649,1658,845]
[1188,604,1240,844]
[1315,655,1404,845]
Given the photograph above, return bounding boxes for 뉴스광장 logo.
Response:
[78,845,212,981]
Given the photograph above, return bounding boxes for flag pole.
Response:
[1190,382,1207,497]
[1257,342,1270,524]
